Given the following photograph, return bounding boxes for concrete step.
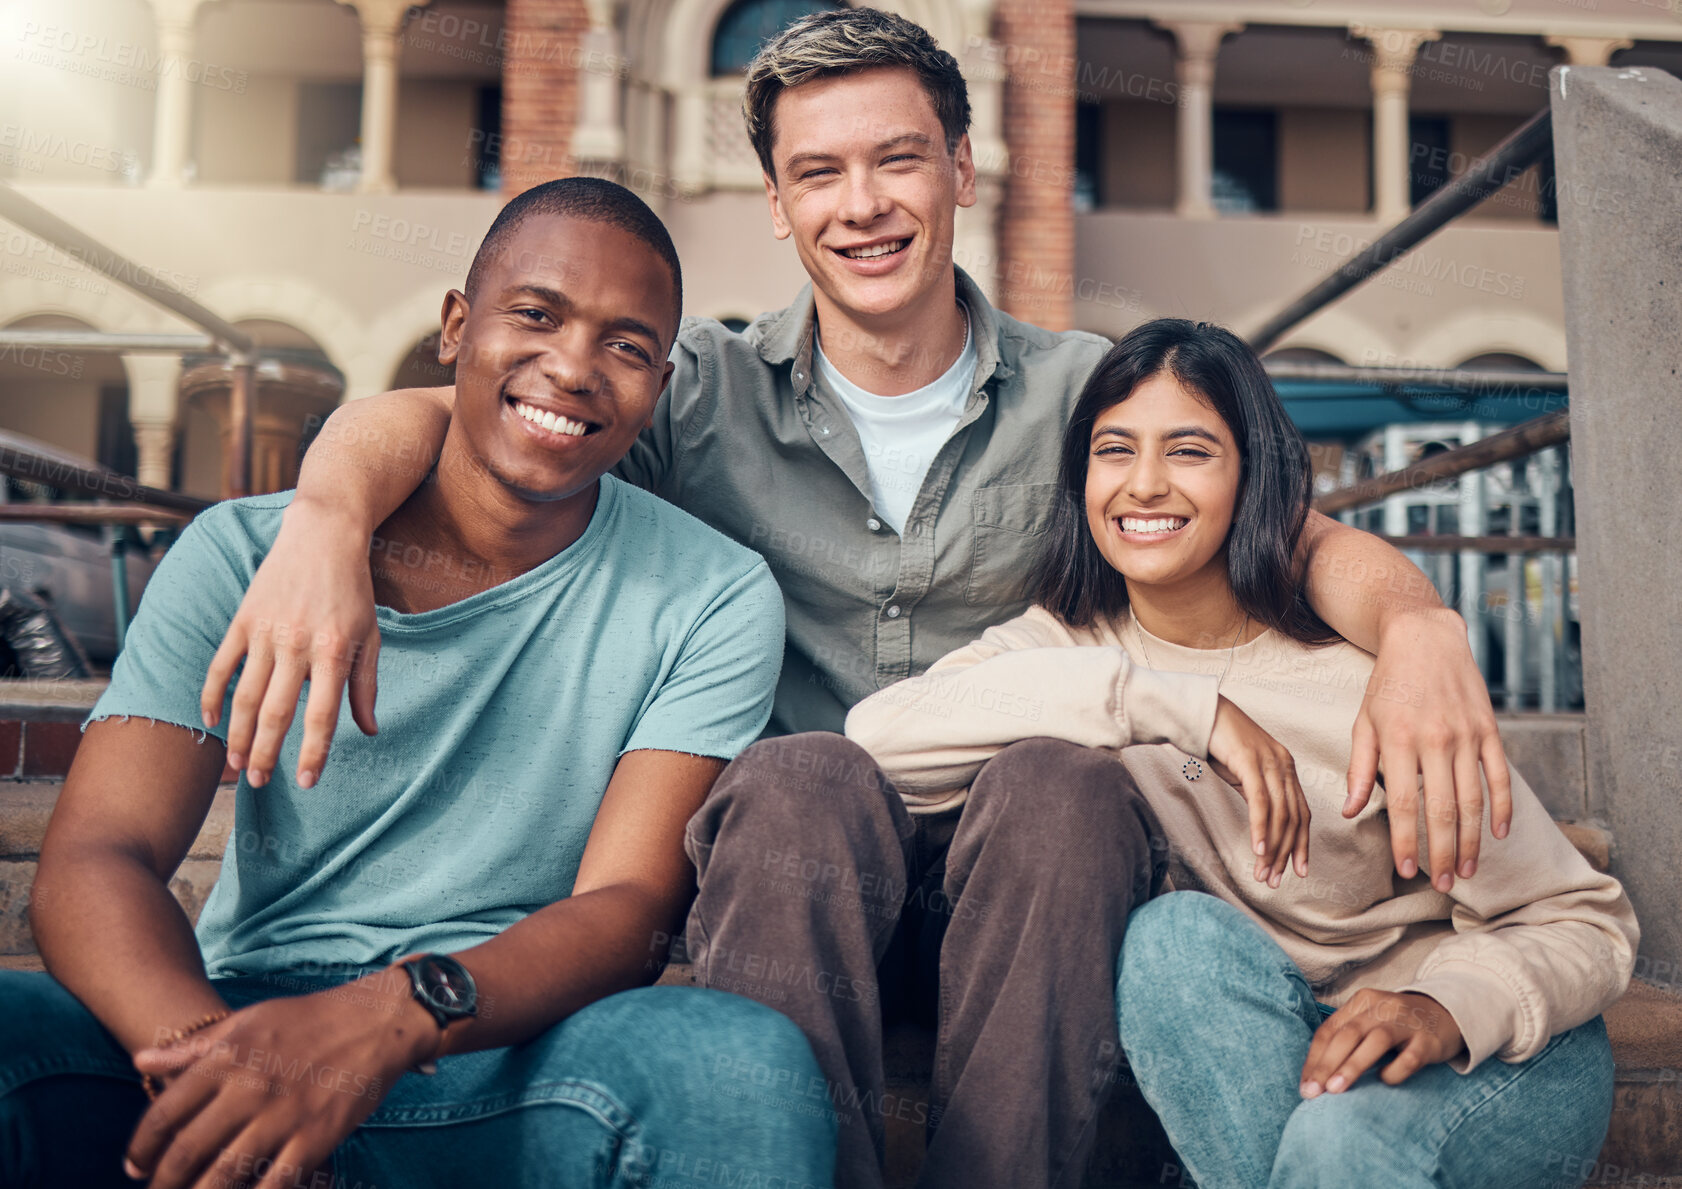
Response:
[1495,712,1589,820]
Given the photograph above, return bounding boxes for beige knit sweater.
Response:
[844,605,1638,1072]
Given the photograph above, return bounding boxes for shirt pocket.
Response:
[965,482,1059,606]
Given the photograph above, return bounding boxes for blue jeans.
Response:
[1114,893,1614,1189]
[0,970,837,1188]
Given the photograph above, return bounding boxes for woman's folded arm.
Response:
[845,607,1219,809]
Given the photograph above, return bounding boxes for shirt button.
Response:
[867,517,883,532]
[885,605,902,619]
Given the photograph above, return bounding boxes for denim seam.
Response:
[1419,1028,1573,1180]
[0,1054,139,1098]
[358,1077,636,1133]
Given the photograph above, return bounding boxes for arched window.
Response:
[710,0,845,76]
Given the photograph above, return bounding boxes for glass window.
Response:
[1212,109,1277,214]
[1074,101,1101,211]
[1409,116,1451,207]
[711,0,844,76]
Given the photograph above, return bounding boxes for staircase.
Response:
[1,694,1677,1185]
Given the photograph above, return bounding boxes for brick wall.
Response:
[500,0,589,195]
[994,0,1076,331]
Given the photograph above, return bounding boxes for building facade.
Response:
[0,0,1677,503]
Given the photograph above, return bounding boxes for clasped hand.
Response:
[124,975,434,1189]
[1300,988,1465,1097]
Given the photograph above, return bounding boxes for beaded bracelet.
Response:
[141,1010,230,1101]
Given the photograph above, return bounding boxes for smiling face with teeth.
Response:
[436,211,678,508]
[763,66,976,330]
[1083,372,1245,600]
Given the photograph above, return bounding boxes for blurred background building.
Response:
[0,0,1678,690]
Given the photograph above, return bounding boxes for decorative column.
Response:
[996,0,1077,328]
[1156,21,1242,220]
[1352,25,1440,224]
[502,0,590,194]
[669,88,710,196]
[571,0,625,173]
[336,0,428,194]
[123,354,182,490]
[144,0,210,187]
[1545,35,1632,67]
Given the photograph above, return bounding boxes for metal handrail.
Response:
[0,504,194,525]
[1314,409,1570,515]
[0,430,209,515]
[1250,108,1555,353]
[1377,535,1575,553]
[1265,361,1569,394]
[0,330,214,354]
[0,185,253,355]
[0,181,257,495]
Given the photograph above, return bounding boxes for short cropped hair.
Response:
[464,177,682,330]
[743,7,971,181]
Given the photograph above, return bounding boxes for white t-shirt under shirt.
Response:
[813,306,977,536]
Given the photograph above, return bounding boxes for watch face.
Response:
[416,955,477,1018]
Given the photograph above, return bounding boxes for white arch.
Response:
[653,0,976,90]
[1408,309,1568,374]
[364,286,456,396]
[194,275,366,375]
[0,271,173,336]
[1230,302,1399,369]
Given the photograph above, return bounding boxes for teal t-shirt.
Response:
[88,476,785,977]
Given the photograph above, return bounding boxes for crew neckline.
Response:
[375,475,618,632]
[813,302,974,410]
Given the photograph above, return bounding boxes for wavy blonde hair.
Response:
[743,7,971,180]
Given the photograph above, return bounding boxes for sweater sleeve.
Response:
[1395,769,1638,1072]
[844,606,1220,812]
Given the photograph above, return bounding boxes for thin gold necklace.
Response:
[1132,613,1250,687]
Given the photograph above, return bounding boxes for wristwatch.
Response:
[401,952,479,1031]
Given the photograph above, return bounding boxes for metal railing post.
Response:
[228,355,256,498]
[1250,108,1554,353]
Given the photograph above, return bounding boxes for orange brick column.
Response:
[993,0,1076,331]
[501,0,588,195]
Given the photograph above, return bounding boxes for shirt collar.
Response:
[755,267,1009,397]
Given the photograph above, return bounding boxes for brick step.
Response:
[0,781,233,959]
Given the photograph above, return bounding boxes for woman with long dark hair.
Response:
[846,318,1634,1188]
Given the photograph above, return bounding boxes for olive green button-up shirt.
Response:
[613,268,1111,738]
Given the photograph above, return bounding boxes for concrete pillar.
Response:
[1156,21,1242,221]
[502,0,590,195]
[955,33,1009,304]
[1352,25,1440,224]
[144,0,209,187]
[571,25,626,171]
[996,0,1077,328]
[122,353,182,490]
[336,0,426,194]
[1545,36,1632,67]
[1551,64,1682,977]
[670,87,710,196]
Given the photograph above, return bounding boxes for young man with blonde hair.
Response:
[200,10,1514,1187]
